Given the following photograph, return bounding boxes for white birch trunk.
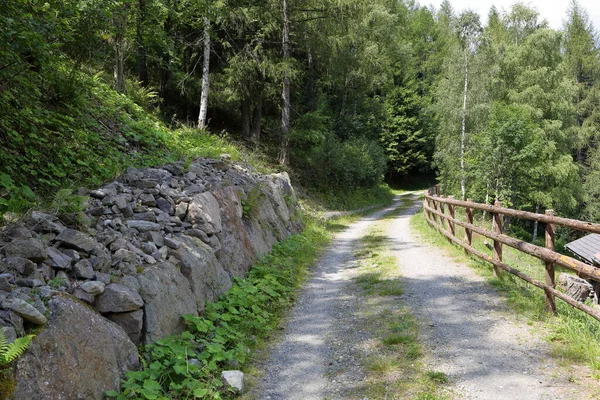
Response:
[532,204,540,243]
[279,0,291,165]
[460,50,469,200]
[198,15,211,129]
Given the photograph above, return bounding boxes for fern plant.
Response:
[0,330,34,366]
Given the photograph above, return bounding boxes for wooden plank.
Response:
[423,204,600,282]
[424,193,600,234]
[545,210,557,315]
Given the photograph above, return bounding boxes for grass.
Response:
[342,197,450,400]
[410,207,600,375]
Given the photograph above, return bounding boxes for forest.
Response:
[1,0,600,225]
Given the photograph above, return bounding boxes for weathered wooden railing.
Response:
[423,185,600,322]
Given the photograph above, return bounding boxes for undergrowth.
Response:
[106,217,330,399]
[410,209,600,375]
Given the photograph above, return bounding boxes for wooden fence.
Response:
[423,185,600,322]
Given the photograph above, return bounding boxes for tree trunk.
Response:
[198,15,211,129]
[241,97,251,138]
[136,0,149,86]
[460,50,469,200]
[251,95,262,143]
[279,0,291,165]
[532,204,540,243]
[113,5,128,93]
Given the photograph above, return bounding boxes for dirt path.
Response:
[389,197,597,400]
[251,196,598,399]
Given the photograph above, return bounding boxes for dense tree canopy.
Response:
[3,0,600,223]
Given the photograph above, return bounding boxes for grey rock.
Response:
[1,325,16,343]
[73,259,95,279]
[91,254,111,273]
[0,273,14,292]
[126,220,161,232]
[95,283,144,313]
[73,288,95,304]
[140,193,156,207]
[114,249,137,264]
[155,197,174,214]
[187,192,222,234]
[109,238,128,252]
[13,296,139,400]
[146,232,165,247]
[61,248,81,262]
[5,257,35,276]
[175,235,232,312]
[94,272,111,285]
[175,202,189,219]
[0,310,24,333]
[141,242,158,255]
[4,238,47,262]
[8,298,47,325]
[30,211,66,233]
[108,309,144,345]
[119,275,140,292]
[222,370,244,392]
[138,262,198,343]
[47,247,73,270]
[38,286,58,299]
[56,229,98,253]
[133,211,156,222]
[80,281,106,295]
[164,237,181,249]
[143,255,157,264]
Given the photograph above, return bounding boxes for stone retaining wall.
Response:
[0,157,302,399]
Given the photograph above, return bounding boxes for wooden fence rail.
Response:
[423,186,600,323]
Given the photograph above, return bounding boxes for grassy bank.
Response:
[410,209,600,376]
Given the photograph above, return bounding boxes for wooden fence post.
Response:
[432,194,439,225]
[464,198,473,255]
[448,195,456,238]
[439,197,447,230]
[492,200,503,277]
[545,209,557,315]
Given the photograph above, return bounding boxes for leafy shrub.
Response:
[299,135,386,190]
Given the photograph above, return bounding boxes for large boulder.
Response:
[175,235,232,312]
[12,297,139,400]
[212,186,256,277]
[138,262,198,343]
[187,192,222,234]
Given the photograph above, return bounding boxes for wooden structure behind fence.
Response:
[423,185,600,322]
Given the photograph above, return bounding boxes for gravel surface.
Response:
[252,197,406,399]
[251,195,599,399]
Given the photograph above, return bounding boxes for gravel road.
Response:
[252,197,406,399]
[251,195,598,399]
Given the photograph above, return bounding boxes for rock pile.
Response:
[0,157,302,399]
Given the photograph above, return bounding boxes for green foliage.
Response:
[0,331,34,367]
[109,221,329,399]
[299,135,386,190]
[241,186,263,220]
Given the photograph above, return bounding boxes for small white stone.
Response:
[221,370,244,392]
